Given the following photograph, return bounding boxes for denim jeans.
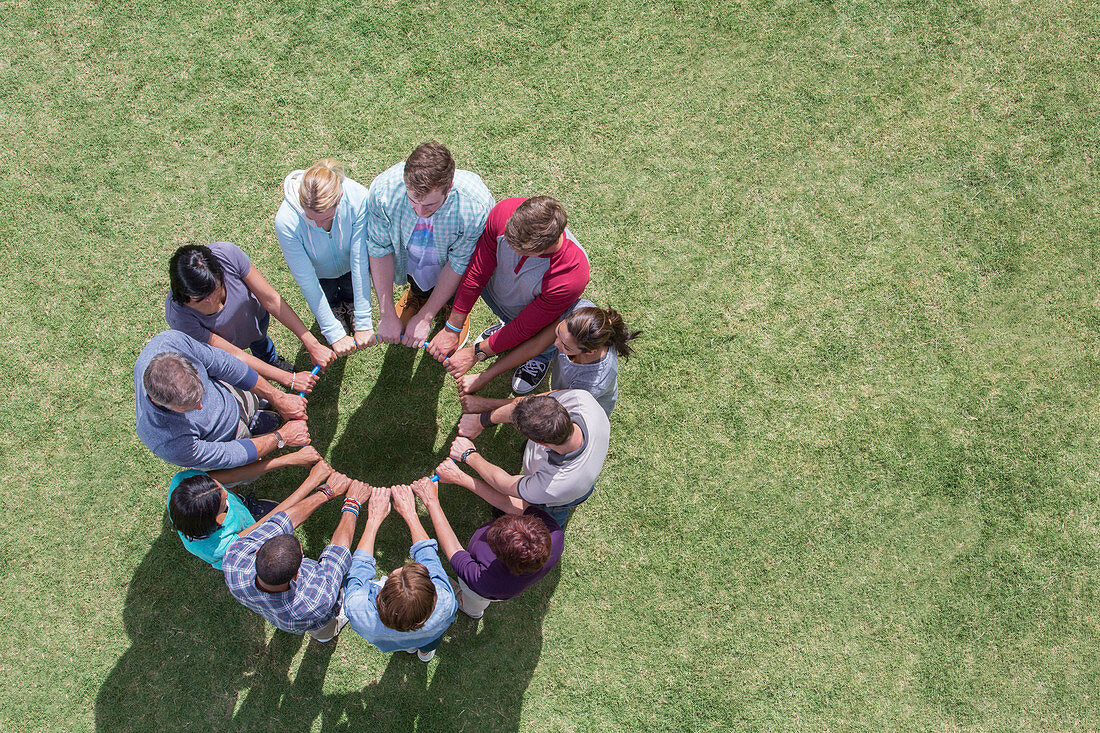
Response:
[535,485,595,528]
[248,313,280,365]
[319,272,355,307]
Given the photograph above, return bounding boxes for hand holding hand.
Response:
[376,312,403,345]
[390,484,417,518]
[279,419,310,447]
[346,480,371,504]
[444,347,478,378]
[271,391,308,420]
[306,340,336,370]
[458,413,484,439]
[327,472,352,498]
[411,476,439,505]
[332,335,358,358]
[434,458,469,487]
[427,329,460,361]
[450,436,477,463]
[290,445,322,467]
[355,330,377,349]
[456,373,485,396]
[291,370,319,394]
[307,457,332,482]
[367,485,391,523]
[401,314,432,348]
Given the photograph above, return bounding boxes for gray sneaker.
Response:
[248,409,281,437]
[473,322,504,349]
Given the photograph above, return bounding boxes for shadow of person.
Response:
[95,518,290,731]
[230,633,336,732]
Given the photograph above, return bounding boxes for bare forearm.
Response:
[465,454,523,498]
[400,512,431,544]
[210,333,292,389]
[480,321,556,378]
[282,492,330,528]
[238,468,329,536]
[207,450,295,485]
[369,255,397,316]
[329,510,359,551]
[423,500,465,559]
[356,520,383,555]
[467,476,527,514]
[248,432,280,461]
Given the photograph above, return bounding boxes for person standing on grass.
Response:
[166,242,335,396]
[343,484,457,663]
[366,141,494,350]
[456,300,641,417]
[413,469,564,619]
[449,390,610,527]
[222,471,366,643]
[426,196,590,395]
[168,447,325,570]
[135,330,310,471]
[275,159,375,359]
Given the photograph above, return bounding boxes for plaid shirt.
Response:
[365,162,494,284]
[223,512,352,634]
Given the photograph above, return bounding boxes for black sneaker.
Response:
[271,355,295,373]
[511,357,550,395]
[241,492,280,521]
[473,322,504,349]
[336,300,355,334]
[248,409,281,436]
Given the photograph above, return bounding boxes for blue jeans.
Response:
[535,485,595,528]
[248,313,280,365]
[319,272,354,307]
[477,288,558,363]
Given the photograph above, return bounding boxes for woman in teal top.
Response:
[167,447,328,569]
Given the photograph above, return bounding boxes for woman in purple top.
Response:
[412,463,565,619]
[165,242,336,394]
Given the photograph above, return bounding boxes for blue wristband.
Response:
[445,320,463,333]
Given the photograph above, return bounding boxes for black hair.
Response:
[256,535,303,586]
[169,473,222,540]
[169,244,225,305]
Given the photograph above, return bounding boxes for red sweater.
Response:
[452,198,590,354]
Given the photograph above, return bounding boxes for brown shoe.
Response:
[396,288,427,328]
[439,305,472,349]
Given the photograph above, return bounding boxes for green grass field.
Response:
[2,0,1099,729]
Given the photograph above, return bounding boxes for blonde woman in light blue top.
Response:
[274,160,375,358]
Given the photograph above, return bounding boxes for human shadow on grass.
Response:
[94,516,329,732]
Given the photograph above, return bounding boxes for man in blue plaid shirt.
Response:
[223,470,368,641]
[366,141,494,350]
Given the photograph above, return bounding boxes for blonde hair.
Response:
[298,159,345,212]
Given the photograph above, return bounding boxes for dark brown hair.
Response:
[512,395,573,445]
[376,562,437,632]
[486,514,552,575]
[504,196,567,254]
[565,306,641,359]
[404,142,455,197]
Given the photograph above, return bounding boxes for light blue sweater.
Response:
[274,171,372,344]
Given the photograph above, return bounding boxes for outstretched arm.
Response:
[355,485,391,556]
[242,264,335,370]
[207,445,321,486]
[411,476,465,561]
[456,320,558,395]
[391,484,431,543]
[435,458,527,515]
[237,459,334,537]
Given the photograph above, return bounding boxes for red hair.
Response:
[486,514,552,575]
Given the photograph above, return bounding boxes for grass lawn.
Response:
[2,0,1099,729]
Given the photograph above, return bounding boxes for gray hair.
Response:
[143,352,204,409]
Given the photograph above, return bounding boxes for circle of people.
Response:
[135,142,641,661]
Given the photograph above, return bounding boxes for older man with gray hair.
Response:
[135,330,311,470]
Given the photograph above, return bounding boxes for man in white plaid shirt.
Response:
[366,141,494,350]
[223,471,367,641]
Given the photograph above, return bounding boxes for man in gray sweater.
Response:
[135,330,310,470]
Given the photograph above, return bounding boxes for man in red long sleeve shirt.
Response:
[427,196,590,393]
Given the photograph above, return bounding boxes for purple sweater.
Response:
[449,508,565,600]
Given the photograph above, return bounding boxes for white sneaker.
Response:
[511,358,550,395]
[312,606,348,642]
[417,649,436,662]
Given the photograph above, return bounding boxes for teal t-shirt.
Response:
[167,469,254,569]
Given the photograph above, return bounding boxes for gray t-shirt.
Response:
[164,242,268,348]
[550,299,620,416]
[518,389,610,506]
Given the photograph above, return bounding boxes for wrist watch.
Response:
[474,343,488,362]
[274,430,286,449]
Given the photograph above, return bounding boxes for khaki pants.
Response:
[456,576,497,617]
[219,380,262,439]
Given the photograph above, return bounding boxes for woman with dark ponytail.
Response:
[456,298,640,416]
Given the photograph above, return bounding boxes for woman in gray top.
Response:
[456,298,640,416]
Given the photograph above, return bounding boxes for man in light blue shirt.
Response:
[366,142,494,349]
[344,483,457,662]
